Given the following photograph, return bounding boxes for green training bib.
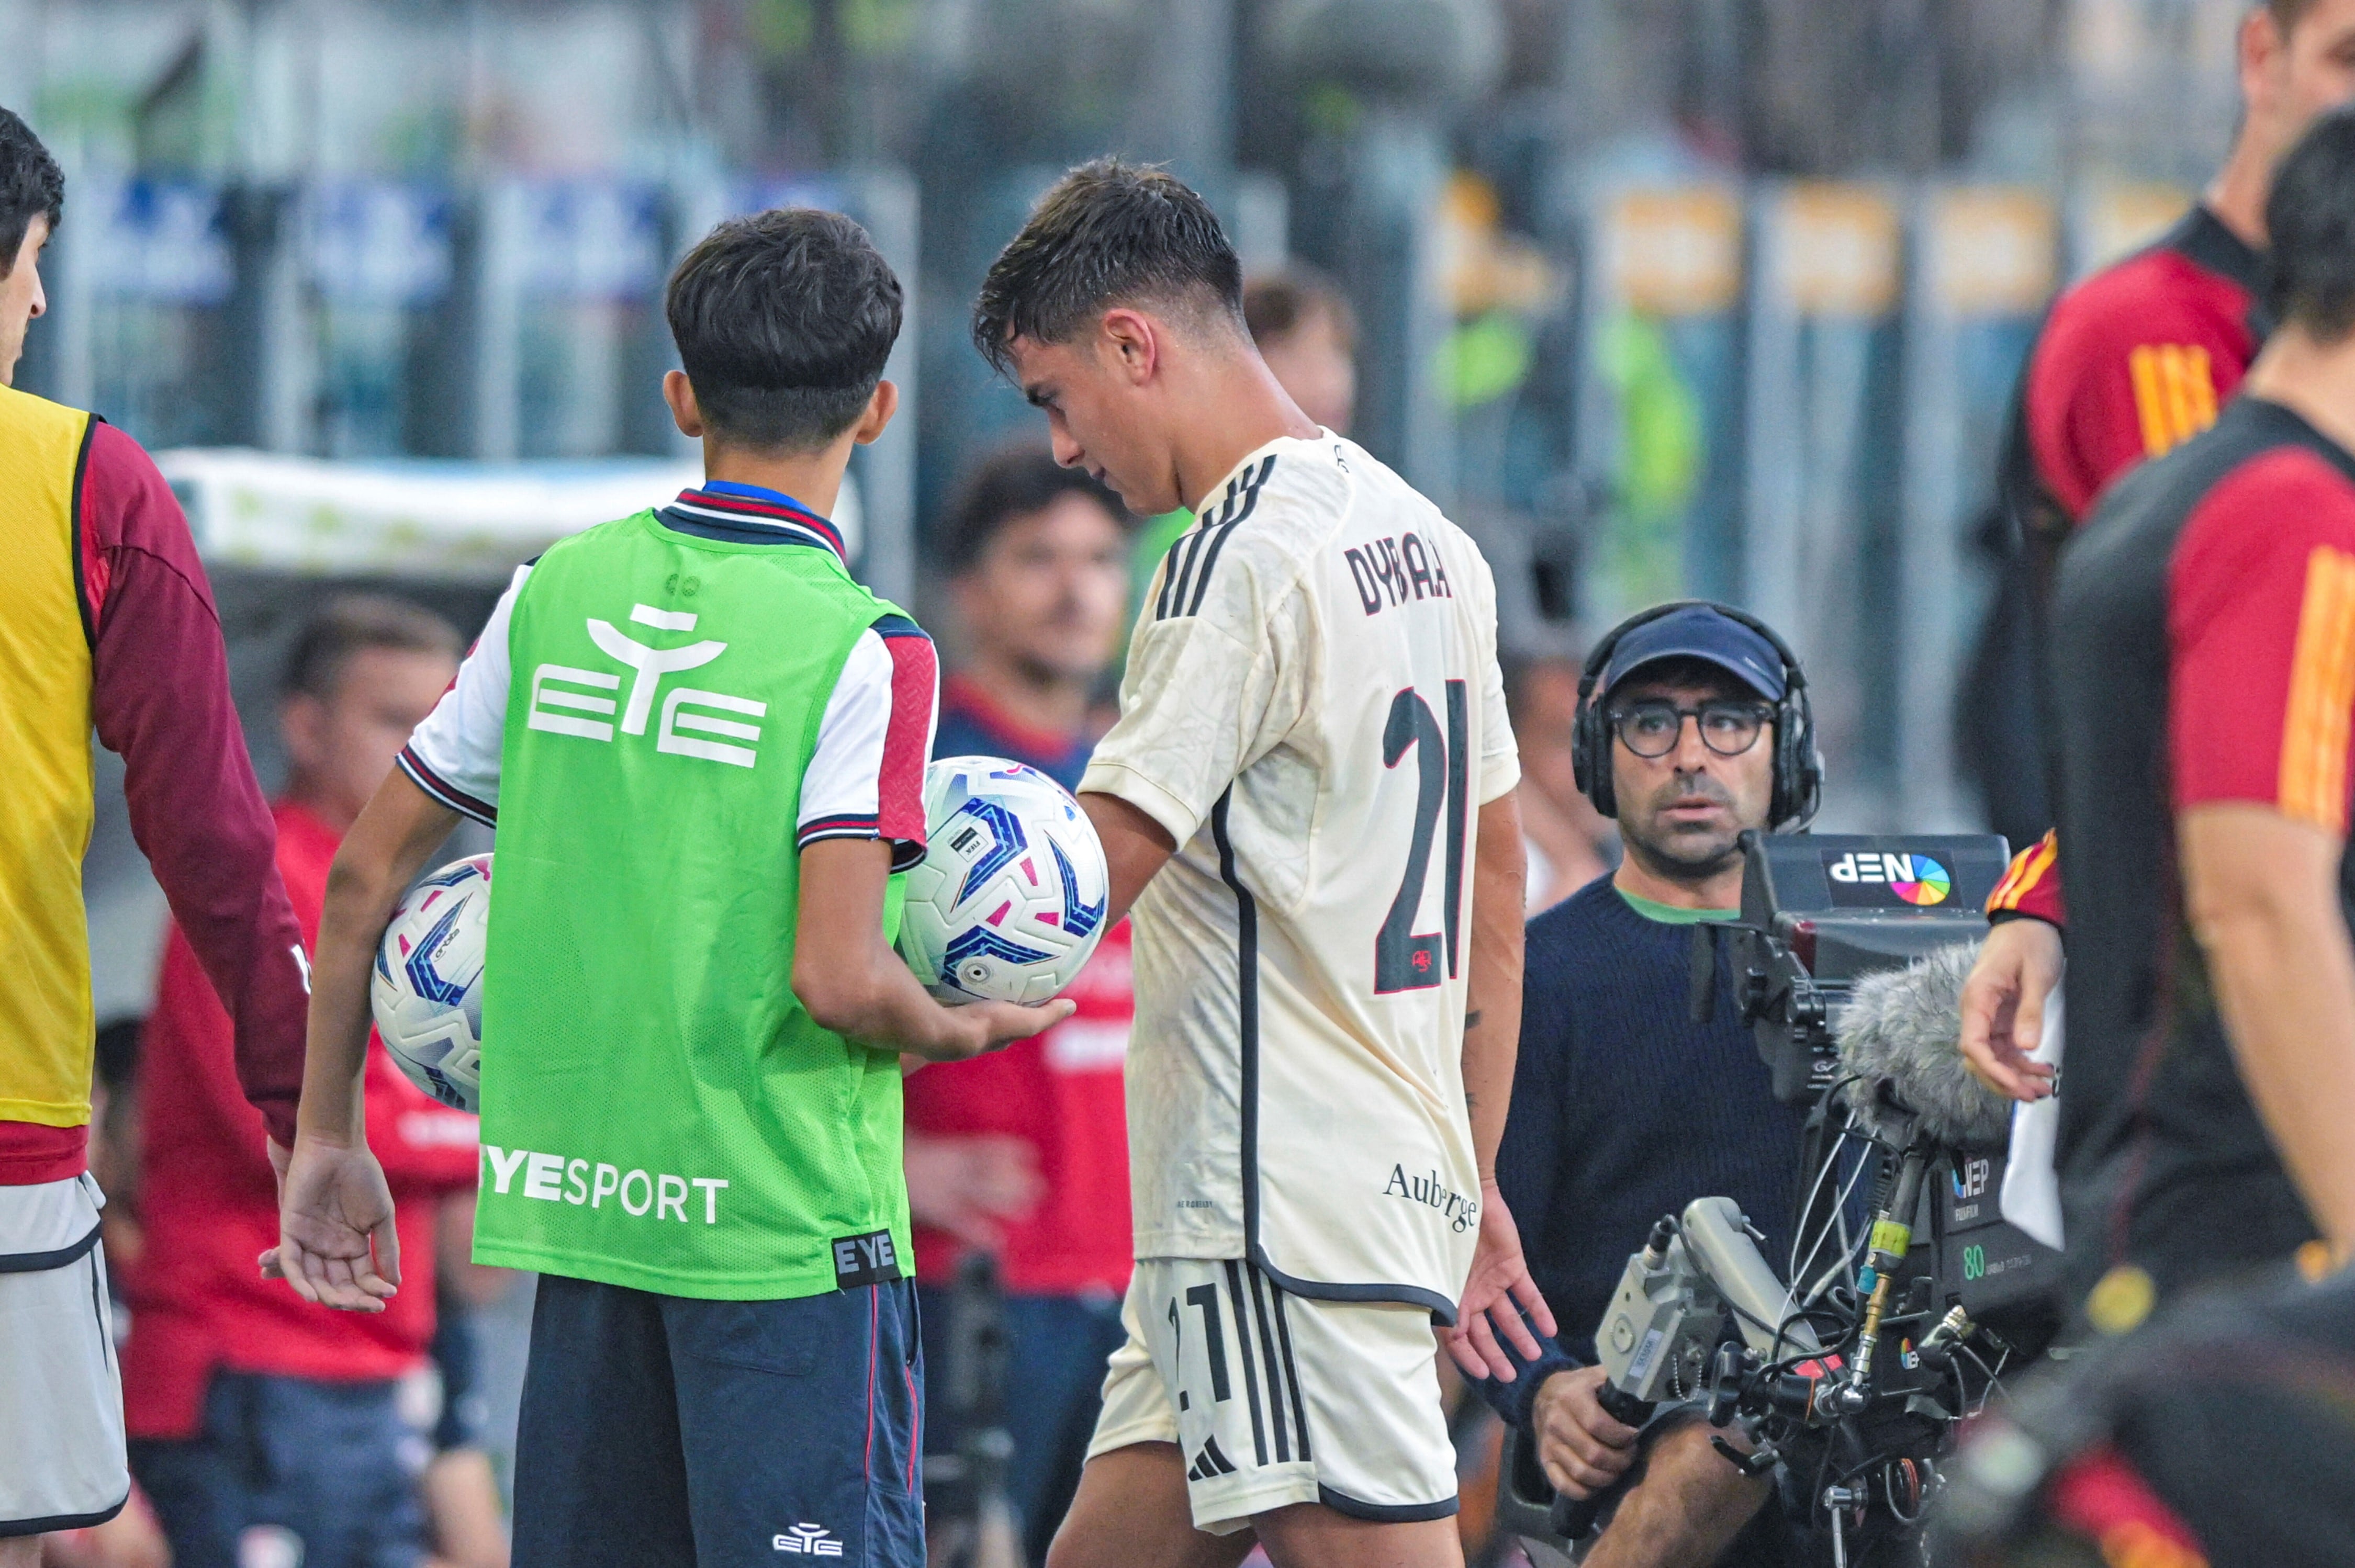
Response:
[473,511,914,1299]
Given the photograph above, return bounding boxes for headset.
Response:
[1569,599,1823,830]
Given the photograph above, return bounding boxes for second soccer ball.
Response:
[372,854,491,1113]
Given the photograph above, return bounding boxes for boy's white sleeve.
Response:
[797,616,939,871]
[398,562,530,825]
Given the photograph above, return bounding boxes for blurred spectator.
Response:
[907,447,1137,1563]
[1243,266,1358,437]
[1507,652,1616,912]
[1134,267,1360,600]
[121,596,484,1568]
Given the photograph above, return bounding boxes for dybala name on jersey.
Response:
[1343,532,1456,617]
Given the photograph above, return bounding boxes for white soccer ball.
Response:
[371,854,491,1113]
[896,757,1110,1006]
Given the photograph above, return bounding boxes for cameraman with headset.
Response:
[1472,603,1821,1568]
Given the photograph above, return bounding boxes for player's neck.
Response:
[1613,847,1742,913]
[1169,355,1322,513]
[2205,137,2275,250]
[2245,326,2355,456]
[957,651,1091,740]
[700,434,857,520]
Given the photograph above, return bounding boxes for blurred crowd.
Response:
[58,264,1619,1568]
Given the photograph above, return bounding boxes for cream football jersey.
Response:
[1081,431,1518,1319]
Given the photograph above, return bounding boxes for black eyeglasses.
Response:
[1608,700,1773,759]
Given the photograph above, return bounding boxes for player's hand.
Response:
[911,997,1077,1063]
[263,1131,401,1312]
[266,1136,291,1191]
[1442,1181,1557,1381]
[1533,1364,1643,1499]
[904,1133,1044,1247]
[1958,918,2064,1101]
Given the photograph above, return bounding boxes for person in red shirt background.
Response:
[906,447,1137,1564]
[1961,0,2355,1099]
[122,597,485,1568]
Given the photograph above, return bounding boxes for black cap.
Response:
[1600,606,1787,702]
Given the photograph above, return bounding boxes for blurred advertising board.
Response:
[2071,183,2194,278]
[1901,187,2058,828]
[477,179,669,462]
[54,178,240,450]
[1577,184,1747,621]
[1746,183,1906,822]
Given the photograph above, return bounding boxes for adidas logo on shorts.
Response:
[1187,1436,1240,1481]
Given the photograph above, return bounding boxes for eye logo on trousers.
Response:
[526,604,768,768]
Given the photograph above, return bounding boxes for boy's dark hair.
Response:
[2265,106,2355,344]
[666,208,903,452]
[972,159,1244,376]
[942,445,1131,575]
[1243,267,1357,355]
[282,594,463,701]
[0,108,63,276]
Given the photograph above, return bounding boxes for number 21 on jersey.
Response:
[1377,681,1468,995]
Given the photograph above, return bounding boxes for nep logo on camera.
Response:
[1823,849,1952,908]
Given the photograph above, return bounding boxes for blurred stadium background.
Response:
[5,0,2252,819]
[8,0,2258,831]
[5,0,2254,1520]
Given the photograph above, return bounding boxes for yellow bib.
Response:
[0,383,97,1128]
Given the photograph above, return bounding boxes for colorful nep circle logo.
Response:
[1824,848,1957,905]
[1890,855,1951,906]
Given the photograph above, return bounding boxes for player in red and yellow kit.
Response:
[0,109,310,1556]
[1963,0,2355,1100]
[2048,99,2355,1320]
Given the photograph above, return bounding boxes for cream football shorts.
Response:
[1086,1257,1459,1535]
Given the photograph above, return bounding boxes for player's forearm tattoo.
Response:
[1465,1009,1483,1029]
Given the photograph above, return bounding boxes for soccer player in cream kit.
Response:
[975,162,1554,1568]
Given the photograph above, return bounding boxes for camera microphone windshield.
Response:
[1834,941,2014,1153]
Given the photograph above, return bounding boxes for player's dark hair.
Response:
[2264,106,2355,344]
[666,208,903,452]
[971,159,1245,376]
[942,445,1132,576]
[0,108,63,278]
[1243,267,1357,354]
[282,594,463,702]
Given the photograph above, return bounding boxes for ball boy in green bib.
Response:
[270,210,1070,1568]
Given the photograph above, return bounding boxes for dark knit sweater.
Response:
[1478,877,1810,1429]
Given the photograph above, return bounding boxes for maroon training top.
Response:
[0,419,307,1184]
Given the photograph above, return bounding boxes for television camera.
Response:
[1500,833,2065,1566]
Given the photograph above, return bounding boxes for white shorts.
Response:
[1086,1258,1458,1535]
[0,1179,128,1536]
